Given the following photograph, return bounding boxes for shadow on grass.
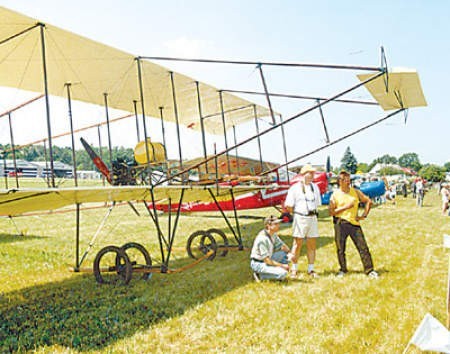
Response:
[0,248,260,351]
[0,233,47,244]
[0,227,335,353]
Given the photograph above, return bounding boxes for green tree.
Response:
[357,162,369,173]
[444,161,450,172]
[368,154,398,170]
[340,147,358,173]
[398,152,421,172]
[418,164,446,182]
[379,166,404,176]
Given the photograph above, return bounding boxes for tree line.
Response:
[0,143,135,171]
[340,147,450,182]
[1,143,448,182]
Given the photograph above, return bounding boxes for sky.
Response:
[0,0,448,168]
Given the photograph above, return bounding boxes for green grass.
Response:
[0,187,449,353]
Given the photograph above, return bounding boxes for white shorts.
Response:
[292,215,319,238]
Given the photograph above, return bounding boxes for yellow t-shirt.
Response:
[331,187,360,226]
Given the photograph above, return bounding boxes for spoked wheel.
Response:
[93,245,132,285]
[121,242,153,280]
[186,230,217,261]
[205,228,229,257]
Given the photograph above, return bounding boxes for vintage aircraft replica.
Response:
[0,6,426,284]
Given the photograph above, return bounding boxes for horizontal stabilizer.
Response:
[358,68,427,110]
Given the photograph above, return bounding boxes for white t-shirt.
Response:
[284,182,322,215]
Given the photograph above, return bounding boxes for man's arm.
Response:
[329,196,354,216]
[355,189,372,220]
[263,256,289,270]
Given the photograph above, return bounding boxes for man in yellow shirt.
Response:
[328,170,378,278]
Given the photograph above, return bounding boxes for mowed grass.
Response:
[0,183,449,353]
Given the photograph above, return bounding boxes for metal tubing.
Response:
[207,188,238,242]
[78,203,115,267]
[97,125,105,186]
[257,64,276,125]
[317,99,330,143]
[133,100,141,143]
[43,140,50,187]
[103,93,113,176]
[218,91,230,173]
[7,113,19,188]
[39,24,55,187]
[135,58,152,184]
[232,125,239,175]
[154,71,386,186]
[195,82,208,169]
[158,107,168,160]
[141,56,382,72]
[229,189,243,248]
[279,114,289,183]
[166,189,185,264]
[65,83,78,186]
[169,71,183,169]
[253,105,264,172]
[202,104,253,120]
[262,108,405,175]
[2,152,7,189]
[0,23,40,46]
[221,89,378,106]
[75,204,80,269]
[149,189,167,267]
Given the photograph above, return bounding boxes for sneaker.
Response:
[253,272,261,283]
[336,271,345,278]
[289,270,299,279]
[367,270,379,279]
[308,270,319,278]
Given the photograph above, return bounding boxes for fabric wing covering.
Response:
[0,6,271,134]
[0,185,265,216]
[357,68,427,111]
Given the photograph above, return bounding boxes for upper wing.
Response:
[0,6,271,134]
[0,185,269,216]
[358,69,427,110]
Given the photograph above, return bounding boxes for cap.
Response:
[338,169,350,176]
[300,164,316,175]
[264,215,282,225]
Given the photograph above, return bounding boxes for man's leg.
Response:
[335,222,348,273]
[290,237,303,276]
[348,225,374,274]
[252,261,288,281]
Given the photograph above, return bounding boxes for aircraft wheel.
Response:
[186,230,217,261]
[121,242,153,280]
[93,245,132,285]
[205,228,229,257]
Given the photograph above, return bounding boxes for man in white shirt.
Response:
[284,164,322,278]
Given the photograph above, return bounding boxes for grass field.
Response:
[0,184,449,353]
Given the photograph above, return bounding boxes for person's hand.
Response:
[356,214,367,221]
[345,201,355,209]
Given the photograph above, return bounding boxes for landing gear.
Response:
[120,242,153,280]
[186,230,217,261]
[93,245,132,285]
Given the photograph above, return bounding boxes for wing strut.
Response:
[77,203,115,269]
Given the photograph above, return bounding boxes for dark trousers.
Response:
[334,219,374,274]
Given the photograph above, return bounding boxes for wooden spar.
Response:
[3,113,133,154]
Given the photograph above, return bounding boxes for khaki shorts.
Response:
[292,214,319,238]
